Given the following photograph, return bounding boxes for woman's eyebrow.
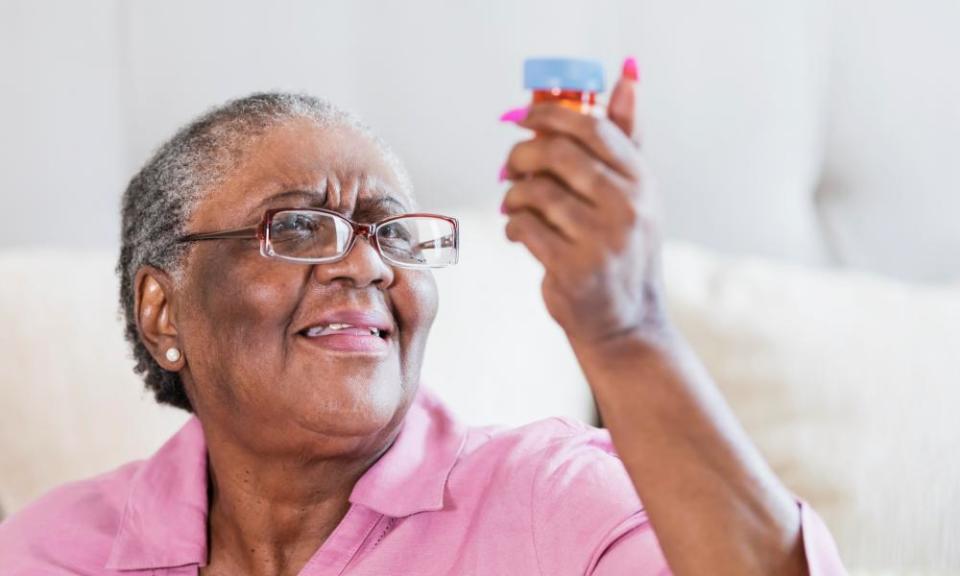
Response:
[247,190,324,218]
[262,189,325,206]
[356,195,410,215]
[245,190,409,220]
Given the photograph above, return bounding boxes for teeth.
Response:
[303,323,383,338]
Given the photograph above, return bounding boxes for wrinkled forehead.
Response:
[190,118,414,230]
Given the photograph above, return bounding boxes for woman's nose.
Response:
[312,235,395,288]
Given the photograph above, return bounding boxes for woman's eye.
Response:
[380,226,411,241]
[276,215,317,234]
[294,215,317,229]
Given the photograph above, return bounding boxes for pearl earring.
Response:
[165,347,182,363]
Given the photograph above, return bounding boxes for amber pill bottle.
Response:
[523,57,606,114]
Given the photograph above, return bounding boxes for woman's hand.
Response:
[500,64,665,351]
[499,61,815,576]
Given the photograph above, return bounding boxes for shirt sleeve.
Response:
[529,421,847,575]
[529,422,668,575]
[590,500,848,575]
[587,513,671,575]
[798,500,848,575]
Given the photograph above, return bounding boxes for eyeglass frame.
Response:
[176,207,459,269]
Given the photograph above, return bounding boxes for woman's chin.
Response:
[293,379,407,435]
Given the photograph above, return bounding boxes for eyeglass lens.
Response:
[268,210,456,267]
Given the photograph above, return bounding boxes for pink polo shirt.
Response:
[0,388,846,575]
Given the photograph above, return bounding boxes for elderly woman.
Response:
[0,63,846,575]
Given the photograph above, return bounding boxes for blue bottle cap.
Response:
[523,57,605,92]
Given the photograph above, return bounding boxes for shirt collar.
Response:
[105,416,209,571]
[349,387,467,517]
[105,387,466,572]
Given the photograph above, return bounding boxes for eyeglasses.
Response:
[177,208,459,269]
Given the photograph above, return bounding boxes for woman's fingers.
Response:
[497,57,660,346]
[502,175,602,242]
[504,135,634,211]
[514,104,639,180]
[503,209,569,272]
[607,57,639,143]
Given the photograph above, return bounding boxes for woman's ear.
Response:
[134,266,184,371]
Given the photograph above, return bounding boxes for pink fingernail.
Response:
[622,56,640,82]
[499,200,508,214]
[499,107,529,123]
[498,164,509,182]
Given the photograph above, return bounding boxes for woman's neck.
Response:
[198,423,391,576]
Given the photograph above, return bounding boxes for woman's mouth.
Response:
[304,323,385,338]
[298,322,391,354]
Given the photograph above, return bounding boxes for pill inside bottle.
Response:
[523,57,606,115]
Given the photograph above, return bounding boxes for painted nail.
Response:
[622,56,639,82]
[498,164,509,182]
[499,107,529,123]
[499,200,508,214]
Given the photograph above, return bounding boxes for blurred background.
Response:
[2,0,959,573]
[4,0,960,280]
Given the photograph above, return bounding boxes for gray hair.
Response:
[117,92,412,412]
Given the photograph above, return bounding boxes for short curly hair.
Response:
[117,92,411,412]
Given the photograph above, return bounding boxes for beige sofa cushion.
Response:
[664,244,960,573]
[2,240,959,574]
[0,251,190,519]
[0,234,595,516]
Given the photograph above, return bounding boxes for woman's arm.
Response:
[571,326,806,576]
[500,60,823,576]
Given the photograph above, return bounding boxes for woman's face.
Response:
[174,118,438,455]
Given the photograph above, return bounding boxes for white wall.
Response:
[0,1,126,248]
[818,0,960,281]
[2,0,959,281]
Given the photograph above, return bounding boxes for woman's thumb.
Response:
[608,56,639,141]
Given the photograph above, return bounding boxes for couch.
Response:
[2,210,958,574]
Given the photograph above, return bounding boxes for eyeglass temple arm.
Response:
[178,227,259,243]
[413,234,456,250]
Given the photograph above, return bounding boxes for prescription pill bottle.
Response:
[523,57,605,114]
